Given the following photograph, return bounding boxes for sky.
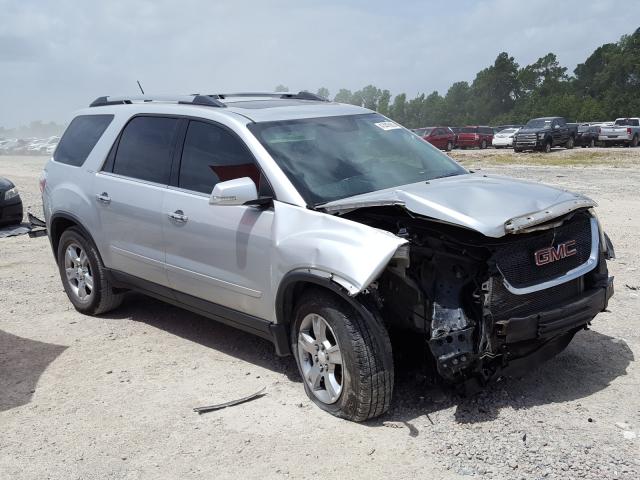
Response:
[0,0,637,127]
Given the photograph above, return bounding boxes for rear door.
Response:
[162,119,275,320]
[95,115,181,286]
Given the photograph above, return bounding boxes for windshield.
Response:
[248,113,467,205]
[499,128,517,135]
[525,119,553,129]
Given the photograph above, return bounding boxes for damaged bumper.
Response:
[495,277,613,344]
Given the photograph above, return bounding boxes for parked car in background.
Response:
[413,127,456,151]
[598,118,640,147]
[513,117,577,152]
[0,177,23,226]
[456,126,493,149]
[575,124,599,148]
[494,124,523,134]
[492,127,520,148]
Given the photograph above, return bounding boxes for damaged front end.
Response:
[340,205,615,389]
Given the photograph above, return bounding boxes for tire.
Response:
[514,147,522,153]
[291,289,393,422]
[480,139,487,149]
[632,135,639,147]
[446,141,453,152]
[544,140,552,153]
[590,138,595,148]
[565,136,574,149]
[57,227,123,315]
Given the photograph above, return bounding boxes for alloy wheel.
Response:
[297,313,343,404]
[63,243,94,302]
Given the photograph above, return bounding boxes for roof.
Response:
[86,92,373,123]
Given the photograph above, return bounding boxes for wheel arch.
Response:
[49,212,103,266]
[274,270,383,356]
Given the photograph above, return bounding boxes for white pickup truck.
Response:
[599,117,640,146]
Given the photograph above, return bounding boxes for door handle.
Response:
[96,192,111,204]
[168,210,188,223]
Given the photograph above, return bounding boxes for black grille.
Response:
[487,277,583,320]
[493,215,592,288]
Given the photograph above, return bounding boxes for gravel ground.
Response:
[0,150,638,480]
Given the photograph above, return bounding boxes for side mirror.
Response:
[209,177,258,206]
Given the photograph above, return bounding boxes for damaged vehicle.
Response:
[41,93,615,422]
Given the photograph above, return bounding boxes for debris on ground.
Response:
[193,387,266,414]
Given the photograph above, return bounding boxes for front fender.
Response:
[271,202,407,296]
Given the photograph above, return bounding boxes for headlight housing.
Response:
[4,186,19,201]
[589,208,615,259]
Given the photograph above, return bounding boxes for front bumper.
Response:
[492,138,513,147]
[494,277,614,343]
[0,198,23,226]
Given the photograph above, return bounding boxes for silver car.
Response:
[42,92,615,421]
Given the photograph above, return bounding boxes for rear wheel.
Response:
[589,138,595,148]
[480,139,487,149]
[446,141,453,151]
[565,136,574,149]
[292,289,393,422]
[514,147,522,153]
[632,135,639,147]
[57,227,123,315]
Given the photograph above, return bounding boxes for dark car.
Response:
[0,177,23,226]
[575,124,599,148]
[513,117,577,153]
[413,126,456,151]
[456,126,493,149]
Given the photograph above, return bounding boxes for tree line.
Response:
[278,27,640,128]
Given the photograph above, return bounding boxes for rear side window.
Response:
[178,120,260,194]
[54,115,113,166]
[112,116,180,184]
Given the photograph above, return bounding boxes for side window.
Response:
[179,120,261,195]
[54,115,113,167]
[112,116,180,184]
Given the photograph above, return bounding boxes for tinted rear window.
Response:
[112,116,180,184]
[54,115,113,166]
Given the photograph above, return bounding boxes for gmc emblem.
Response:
[534,240,577,266]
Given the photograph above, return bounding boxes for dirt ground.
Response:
[0,149,639,480]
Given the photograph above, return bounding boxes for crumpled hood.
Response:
[321,173,595,238]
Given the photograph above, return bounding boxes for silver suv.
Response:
[42,92,615,421]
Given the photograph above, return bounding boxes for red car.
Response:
[413,127,456,151]
[456,126,494,149]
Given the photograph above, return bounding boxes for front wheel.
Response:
[292,289,393,422]
[446,141,453,152]
[480,139,487,149]
[544,141,552,153]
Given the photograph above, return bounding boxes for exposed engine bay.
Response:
[340,206,615,388]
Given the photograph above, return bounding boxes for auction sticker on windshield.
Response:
[375,121,401,131]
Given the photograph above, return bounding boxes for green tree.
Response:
[316,87,330,100]
[377,89,391,116]
[334,88,353,103]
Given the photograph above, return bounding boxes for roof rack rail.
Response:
[89,94,226,108]
[213,91,330,102]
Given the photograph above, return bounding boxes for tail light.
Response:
[474,134,479,139]
[627,127,632,135]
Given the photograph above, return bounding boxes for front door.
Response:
[162,119,275,320]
